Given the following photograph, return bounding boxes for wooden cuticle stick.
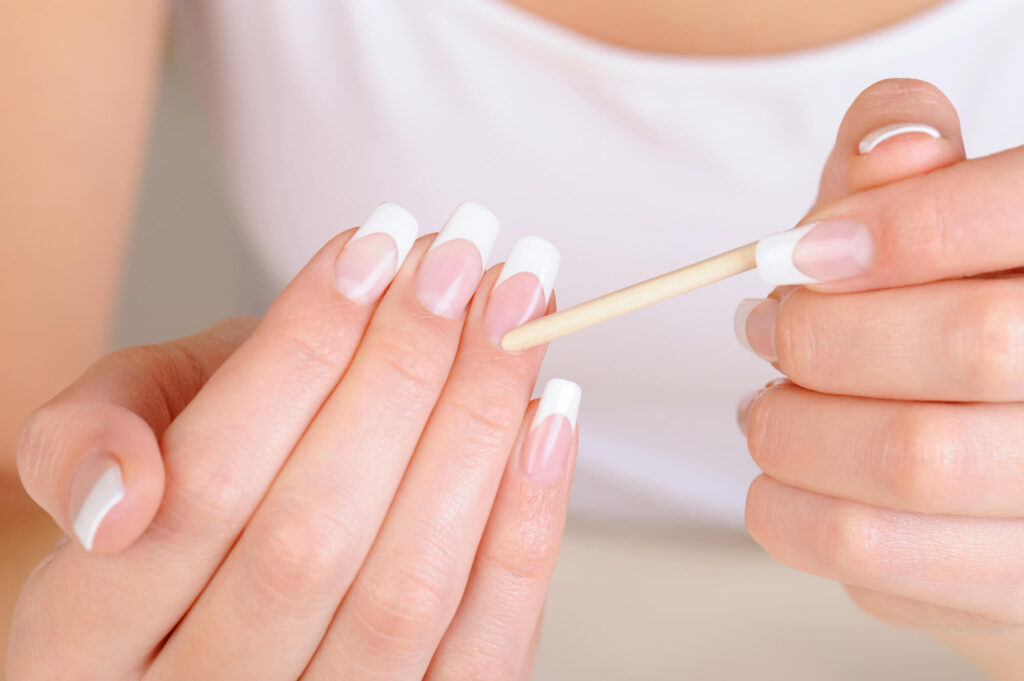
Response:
[501,240,759,352]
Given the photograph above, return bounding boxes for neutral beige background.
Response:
[115,45,987,680]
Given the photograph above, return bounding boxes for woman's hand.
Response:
[8,202,580,681]
[737,79,1024,679]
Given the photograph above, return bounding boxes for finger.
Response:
[746,476,1024,625]
[15,316,257,553]
[754,83,1024,292]
[424,388,579,681]
[814,78,965,206]
[515,607,545,681]
[744,381,1024,516]
[303,240,562,680]
[13,204,418,680]
[148,207,514,680]
[736,277,1024,402]
[845,585,1019,634]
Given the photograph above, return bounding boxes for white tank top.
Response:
[175,0,1024,527]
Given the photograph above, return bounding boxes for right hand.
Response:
[7,203,580,681]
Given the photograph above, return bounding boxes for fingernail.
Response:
[483,236,560,347]
[521,379,581,486]
[737,390,759,437]
[335,203,419,304]
[416,203,500,318]
[70,458,125,551]
[736,379,789,437]
[858,122,941,155]
[756,219,874,285]
[734,298,778,362]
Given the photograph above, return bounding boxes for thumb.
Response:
[814,78,966,208]
[16,316,258,554]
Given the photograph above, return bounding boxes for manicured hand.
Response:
[9,203,580,681]
[737,79,1024,680]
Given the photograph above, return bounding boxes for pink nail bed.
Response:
[485,235,560,348]
[416,239,485,318]
[483,272,547,345]
[334,232,400,305]
[334,203,419,305]
[520,379,581,486]
[521,414,574,486]
[414,203,500,318]
[792,219,874,282]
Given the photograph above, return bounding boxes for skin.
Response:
[4,0,1018,677]
[739,79,1024,680]
[10,230,576,680]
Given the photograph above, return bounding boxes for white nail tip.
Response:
[73,464,125,551]
[755,223,821,286]
[431,203,501,268]
[733,299,763,354]
[858,122,941,155]
[532,378,582,430]
[354,203,420,268]
[495,236,561,301]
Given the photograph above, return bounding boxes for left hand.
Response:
[736,78,1024,679]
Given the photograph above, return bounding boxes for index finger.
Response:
[757,145,1024,292]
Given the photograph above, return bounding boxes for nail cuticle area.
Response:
[484,235,560,349]
[334,203,419,305]
[484,272,548,346]
[792,218,874,282]
[415,239,485,319]
[521,379,581,486]
[734,297,779,363]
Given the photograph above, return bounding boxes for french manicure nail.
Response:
[737,390,759,437]
[335,203,419,304]
[736,379,789,437]
[416,203,500,318]
[521,379,581,486]
[734,298,778,362]
[756,219,874,285]
[483,236,560,346]
[858,122,941,155]
[71,459,125,551]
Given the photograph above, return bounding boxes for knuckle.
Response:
[823,504,885,583]
[126,342,208,415]
[248,498,355,607]
[947,286,1024,398]
[483,517,559,589]
[891,183,961,275]
[353,563,451,650]
[373,331,450,399]
[156,440,250,535]
[773,292,824,386]
[886,407,963,509]
[451,384,525,450]
[272,325,347,379]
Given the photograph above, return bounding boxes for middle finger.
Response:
[737,276,1024,402]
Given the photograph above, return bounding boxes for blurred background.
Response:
[115,42,985,680]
